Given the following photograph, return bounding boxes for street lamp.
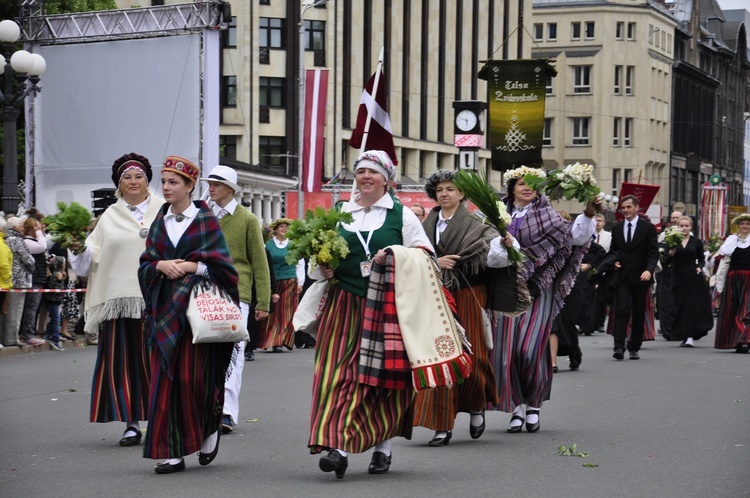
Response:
[297,0,327,218]
[0,19,45,215]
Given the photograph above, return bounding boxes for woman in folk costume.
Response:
[69,153,163,447]
[411,169,519,446]
[309,150,433,479]
[260,218,305,352]
[494,166,598,433]
[715,214,750,353]
[138,156,239,474]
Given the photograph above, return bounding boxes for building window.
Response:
[222,75,237,108]
[572,117,590,146]
[616,21,624,40]
[614,65,622,94]
[259,0,270,4]
[573,66,591,94]
[304,20,325,50]
[259,77,285,107]
[613,117,621,146]
[259,17,284,48]
[627,22,636,40]
[534,23,543,41]
[613,168,620,191]
[571,22,581,40]
[624,168,632,182]
[625,66,634,95]
[546,77,553,95]
[543,118,552,146]
[259,136,286,167]
[224,16,237,48]
[624,118,633,146]
[585,21,595,39]
[548,23,557,41]
[219,135,237,160]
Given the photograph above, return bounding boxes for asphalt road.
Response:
[0,329,748,498]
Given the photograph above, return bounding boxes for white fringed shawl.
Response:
[83,192,164,333]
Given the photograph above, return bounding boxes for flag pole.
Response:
[359,47,385,154]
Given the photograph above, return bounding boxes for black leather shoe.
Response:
[737,345,750,354]
[154,459,185,474]
[629,351,640,360]
[525,409,540,433]
[245,350,255,361]
[368,451,391,474]
[507,415,524,433]
[613,348,625,360]
[469,411,485,439]
[198,430,221,466]
[319,449,348,479]
[427,431,452,446]
[552,366,558,373]
[119,428,142,447]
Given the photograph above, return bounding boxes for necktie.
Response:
[626,222,632,244]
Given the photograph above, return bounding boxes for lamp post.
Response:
[297,0,327,218]
[0,19,45,215]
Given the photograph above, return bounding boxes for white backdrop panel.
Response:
[30,34,202,215]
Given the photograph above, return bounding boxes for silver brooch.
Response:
[139,228,149,238]
[175,214,185,223]
[127,205,136,212]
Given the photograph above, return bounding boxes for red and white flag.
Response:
[349,64,398,165]
[302,69,329,192]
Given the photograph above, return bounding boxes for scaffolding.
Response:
[16,1,229,45]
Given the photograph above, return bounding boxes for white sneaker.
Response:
[0,343,4,349]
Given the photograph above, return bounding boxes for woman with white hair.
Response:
[309,150,432,479]
[3,217,38,346]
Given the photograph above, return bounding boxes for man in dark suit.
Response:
[608,195,659,360]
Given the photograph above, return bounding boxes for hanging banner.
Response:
[615,182,661,222]
[480,59,556,171]
[700,182,728,240]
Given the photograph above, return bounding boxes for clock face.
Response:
[456,109,478,132]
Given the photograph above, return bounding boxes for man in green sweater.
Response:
[202,165,272,433]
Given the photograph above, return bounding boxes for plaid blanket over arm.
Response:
[359,246,472,390]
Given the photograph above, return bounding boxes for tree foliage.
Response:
[43,0,118,15]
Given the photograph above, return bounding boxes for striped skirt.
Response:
[90,318,150,423]
[606,285,656,341]
[492,289,554,412]
[143,335,232,459]
[411,285,498,431]
[309,287,414,454]
[260,278,297,350]
[715,269,750,349]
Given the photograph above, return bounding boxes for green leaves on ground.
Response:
[556,443,590,458]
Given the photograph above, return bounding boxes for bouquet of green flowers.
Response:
[523,162,602,211]
[43,202,92,253]
[663,225,684,249]
[453,170,524,265]
[285,206,354,284]
[705,234,723,254]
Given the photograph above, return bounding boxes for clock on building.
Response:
[455,109,479,132]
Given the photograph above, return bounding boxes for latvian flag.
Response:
[302,69,329,192]
[349,68,398,165]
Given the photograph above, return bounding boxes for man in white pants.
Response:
[202,166,272,433]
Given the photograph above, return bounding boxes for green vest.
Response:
[266,239,297,280]
[336,203,403,297]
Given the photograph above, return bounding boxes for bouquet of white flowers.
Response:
[663,225,684,249]
[523,162,602,211]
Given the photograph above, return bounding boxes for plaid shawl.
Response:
[359,246,472,390]
[508,195,589,317]
[139,201,239,375]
